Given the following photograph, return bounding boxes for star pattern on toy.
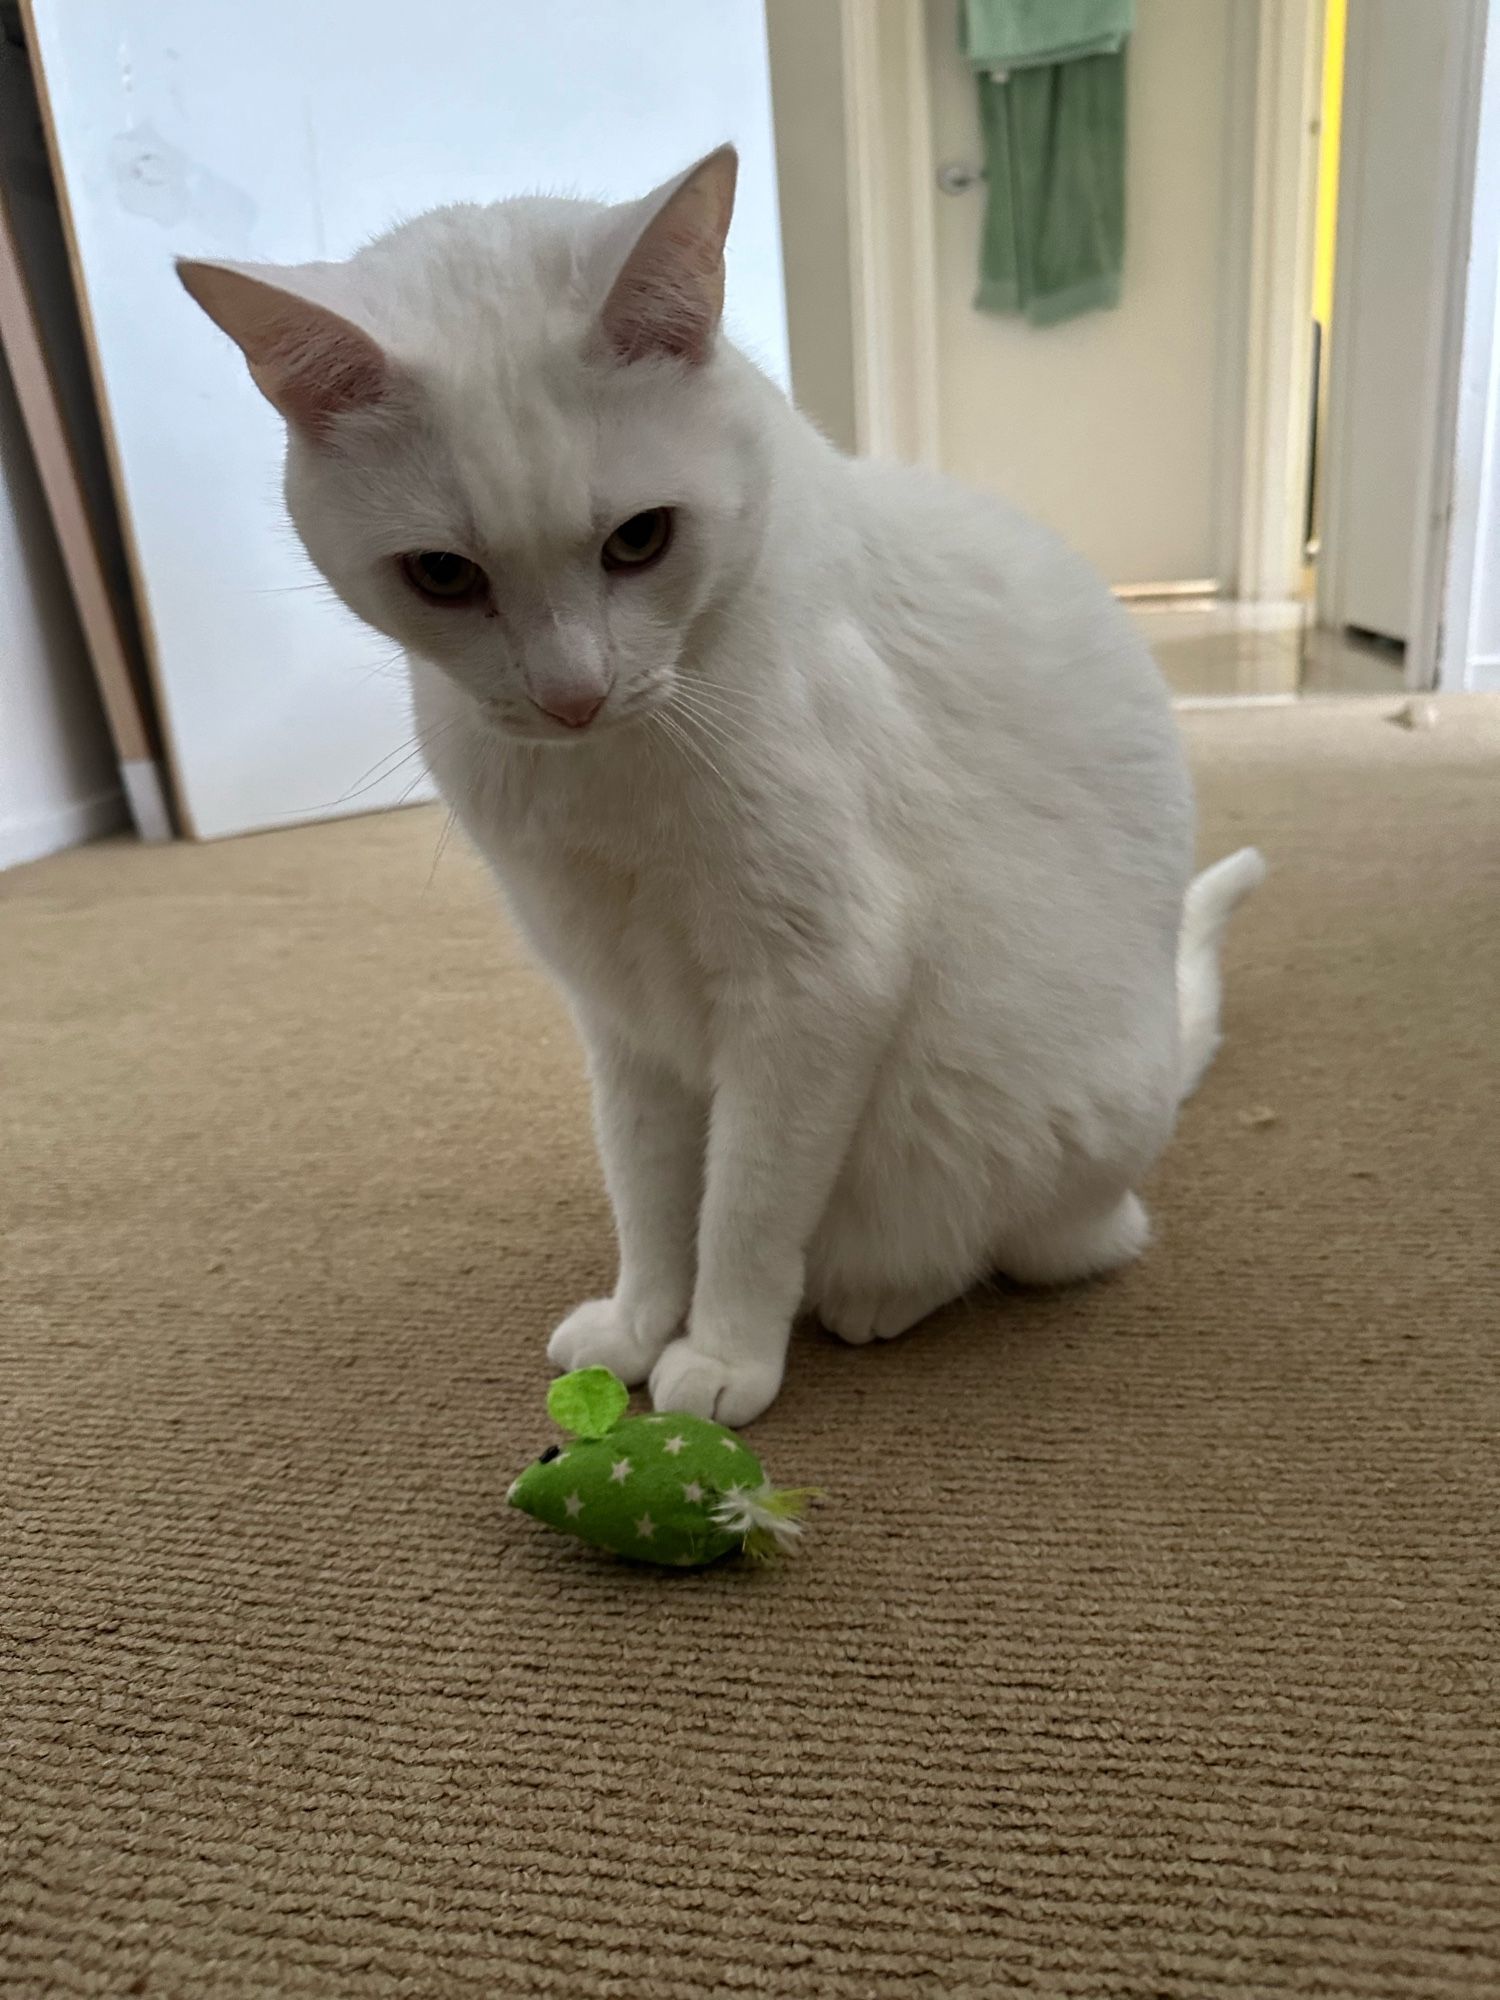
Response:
[609,1458,632,1484]
[720,1437,740,1451]
[563,1492,583,1518]
[681,1481,704,1504]
[634,1513,656,1540]
[662,1434,687,1456]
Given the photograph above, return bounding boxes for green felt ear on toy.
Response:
[547,1366,630,1440]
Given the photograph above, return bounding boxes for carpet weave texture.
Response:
[3,699,1498,1997]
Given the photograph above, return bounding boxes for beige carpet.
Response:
[4,699,1498,1998]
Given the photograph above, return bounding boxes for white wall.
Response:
[923,0,1247,587]
[28,0,789,841]
[0,353,123,871]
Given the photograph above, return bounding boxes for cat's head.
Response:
[178,146,763,742]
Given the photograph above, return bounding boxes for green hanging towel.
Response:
[962,0,1134,326]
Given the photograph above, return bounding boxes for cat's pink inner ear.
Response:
[177,260,389,439]
[599,145,738,367]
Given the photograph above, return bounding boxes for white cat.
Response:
[180,146,1263,1426]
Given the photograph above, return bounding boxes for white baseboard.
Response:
[1462,653,1500,693]
[0,786,128,872]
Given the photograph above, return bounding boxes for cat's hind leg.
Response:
[816,1190,1148,1339]
[815,1274,965,1347]
[805,1123,990,1348]
[995,1191,1150,1286]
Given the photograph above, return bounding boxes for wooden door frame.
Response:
[1233,0,1324,606]
[839,0,941,466]
[842,0,1313,592]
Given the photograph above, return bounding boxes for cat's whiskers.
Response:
[396,763,439,808]
[423,808,460,893]
[659,702,732,789]
[673,679,756,729]
[352,646,411,690]
[644,713,718,848]
[682,673,754,709]
[303,713,463,815]
[669,689,760,765]
[669,678,745,726]
[665,687,742,764]
[651,704,731,799]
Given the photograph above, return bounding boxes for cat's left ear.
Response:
[597,144,738,367]
[176,258,392,440]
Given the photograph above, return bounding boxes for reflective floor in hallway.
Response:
[1128,599,1407,703]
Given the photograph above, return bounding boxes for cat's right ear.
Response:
[176,259,391,440]
[597,144,738,367]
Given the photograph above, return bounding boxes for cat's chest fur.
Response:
[426,695,797,1087]
[503,839,717,1082]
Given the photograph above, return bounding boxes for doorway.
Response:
[918,0,1393,701]
[805,0,1496,701]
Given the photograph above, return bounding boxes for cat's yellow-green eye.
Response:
[401,551,486,604]
[601,508,673,572]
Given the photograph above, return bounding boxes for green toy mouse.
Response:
[508,1367,814,1568]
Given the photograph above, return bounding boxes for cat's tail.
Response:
[1176,847,1267,1100]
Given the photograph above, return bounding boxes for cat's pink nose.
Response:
[537,690,606,730]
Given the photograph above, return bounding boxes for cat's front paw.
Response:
[546,1297,678,1387]
[649,1339,784,1428]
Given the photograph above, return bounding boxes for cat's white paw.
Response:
[546,1297,678,1387]
[649,1339,784,1428]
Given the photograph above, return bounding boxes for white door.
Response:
[1320,0,1464,649]
[26,0,788,839]
[922,0,1248,590]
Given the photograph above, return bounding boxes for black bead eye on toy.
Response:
[538,1445,561,1464]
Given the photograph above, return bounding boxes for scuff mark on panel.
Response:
[109,123,256,246]
[166,43,186,124]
